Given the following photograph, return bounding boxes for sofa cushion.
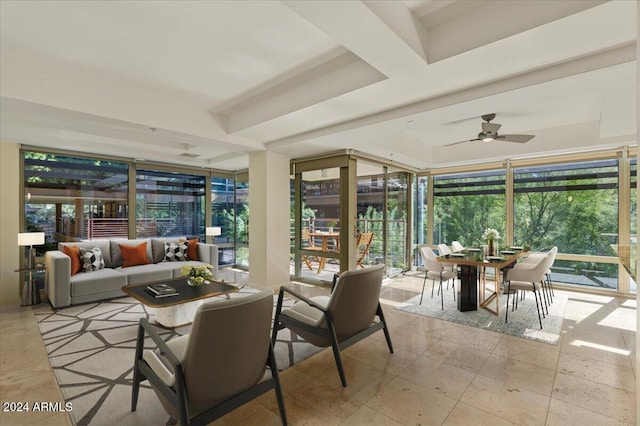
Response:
[116,264,173,285]
[164,241,189,262]
[120,242,151,267]
[151,238,183,263]
[70,268,127,297]
[59,240,112,267]
[186,238,199,261]
[110,239,152,268]
[63,245,82,276]
[79,247,106,272]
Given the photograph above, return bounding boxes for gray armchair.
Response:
[271,264,393,387]
[131,289,287,425]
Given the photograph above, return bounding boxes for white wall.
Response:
[0,142,21,304]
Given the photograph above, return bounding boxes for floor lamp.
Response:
[17,232,45,305]
[206,226,221,244]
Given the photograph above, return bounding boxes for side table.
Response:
[15,266,46,306]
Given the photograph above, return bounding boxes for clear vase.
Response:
[187,277,199,287]
[488,239,495,256]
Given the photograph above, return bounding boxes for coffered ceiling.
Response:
[0,1,637,171]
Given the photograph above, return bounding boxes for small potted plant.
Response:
[327,220,337,234]
[181,264,214,287]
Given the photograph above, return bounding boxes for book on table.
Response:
[146,283,179,298]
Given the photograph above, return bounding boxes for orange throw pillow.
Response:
[120,242,150,268]
[187,238,199,261]
[63,245,82,276]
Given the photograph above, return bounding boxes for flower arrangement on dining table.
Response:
[481,228,501,255]
[181,264,214,287]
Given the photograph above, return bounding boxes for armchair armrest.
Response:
[139,318,181,366]
[277,286,328,313]
[138,318,181,387]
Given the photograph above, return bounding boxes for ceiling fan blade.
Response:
[444,138,480,147]
[496,134,535,143]
[482,122,501,134]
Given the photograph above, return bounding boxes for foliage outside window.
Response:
[433,169,506,247]
[513,159,619,290]
[211,176,236,266]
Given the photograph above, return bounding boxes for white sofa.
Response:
[44,237,218,308]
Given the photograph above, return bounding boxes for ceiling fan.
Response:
[446,113,535,146]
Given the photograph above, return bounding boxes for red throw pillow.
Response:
[187,238,199,261]
[120,242,150,268]
[63,245,82,276]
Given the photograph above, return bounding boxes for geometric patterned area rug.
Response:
[396,285,567,346]
[34,287,321,425]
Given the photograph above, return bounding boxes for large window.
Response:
[513,159,619,290]
[23,151,129,253]
[356,163,409,275]
[211,176,236,266]
[433,169,506,247]
[235,177,249,267]
[299,167,341,280]
[135,169,205,238]
[415,176,428,246]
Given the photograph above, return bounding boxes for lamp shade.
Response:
[18,232,45,247]
[206,227,222,237]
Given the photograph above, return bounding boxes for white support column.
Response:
[248,151,291,290]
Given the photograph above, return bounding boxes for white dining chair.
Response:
[437,243,457,288]
[505,252,554,329]
[451,241,464,252]
[420,246,456,309]
[516,246,557,307]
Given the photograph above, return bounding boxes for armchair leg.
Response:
[271,288,286,348]
[326,315,347,387]
[131,323,145,412]
[268,344,288,426]
[377,304,394,354]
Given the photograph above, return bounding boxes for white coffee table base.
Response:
[152,299,204,328]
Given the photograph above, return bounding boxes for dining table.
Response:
[437,248,529,315]
[309,231,340,274]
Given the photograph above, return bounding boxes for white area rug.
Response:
[396,284,567,345]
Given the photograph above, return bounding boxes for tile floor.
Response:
[0,272,636,425]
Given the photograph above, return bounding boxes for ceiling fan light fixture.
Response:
[478,132,494,142]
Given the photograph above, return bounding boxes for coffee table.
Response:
[122,277,240,327]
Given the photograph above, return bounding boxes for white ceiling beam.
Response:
[0,46,263,150]
[362,0,430,63]
[282,0,429,78]
[266,42,636,150]
[423,0,608,63]
[220,51,386,133]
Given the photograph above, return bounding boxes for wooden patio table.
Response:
[309,231,340,274]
